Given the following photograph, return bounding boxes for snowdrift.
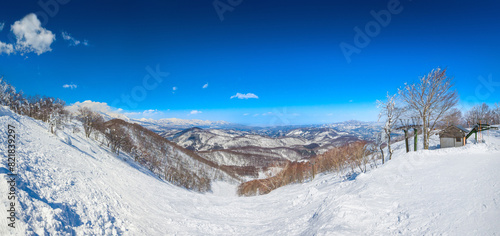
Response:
[1,106,499,235]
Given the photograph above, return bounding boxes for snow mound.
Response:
[0,106,16,117]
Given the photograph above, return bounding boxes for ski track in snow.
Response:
[1,107,499,235]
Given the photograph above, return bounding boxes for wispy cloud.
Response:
[12,13,55,55]
[0,41,14,55]
[62,83,77,89]
[230,92,259,99]
[189,110,202,115]
[0,22,4,31]
[125,109,163,118]
[61,31,88,46]
[202,83,208,89]
[172,86,177,91]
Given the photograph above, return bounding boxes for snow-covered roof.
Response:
[439,125,469,138]
[454,125,469,133]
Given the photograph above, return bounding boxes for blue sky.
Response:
[0,0,499,125]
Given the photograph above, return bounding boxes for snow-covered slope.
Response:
[1,107,499,235]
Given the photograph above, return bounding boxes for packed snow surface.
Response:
[1,107,499,235]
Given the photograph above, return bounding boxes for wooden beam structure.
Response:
[396,118,422,153]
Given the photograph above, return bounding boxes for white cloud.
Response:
[125,109,163,118]
[172,86,177,91]
[202,83,208,89]
[62,83,77,89]
[230,92,259,99]
[0,41,14,55]
[65,100,129,120]
[61,31,88,46]
[11,13,55,55]
[243,113,249,116]
[189,110,202,115]
[0,22,13,55]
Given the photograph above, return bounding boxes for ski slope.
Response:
[1,106,499,235]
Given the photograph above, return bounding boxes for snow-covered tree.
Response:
[47,99,66,134]
[372,131,386,164]
[377,92,402,161]
[399,68,458,149]
[0,76,16,106]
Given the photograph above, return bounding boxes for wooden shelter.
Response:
[439,125,468,148]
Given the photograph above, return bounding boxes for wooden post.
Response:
[479,121,482,143]
[404,129,409,153]
[413,128,418,151]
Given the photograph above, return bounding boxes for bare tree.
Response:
[78,107,104,138]
[377,92,402,160]
[399,68,459,149]
[105,126,129,155]
[493,103,500,124]
[465,103,492,126]
[441,108,463,127]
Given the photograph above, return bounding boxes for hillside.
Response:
[165,127,360,174]
[102,119,242,190]
[1,106,499,235]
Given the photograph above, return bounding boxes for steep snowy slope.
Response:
[102,119,241,191]
[1,107,499,235]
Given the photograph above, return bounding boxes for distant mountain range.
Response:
[65,102,383,173]
[133,118,236,131]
